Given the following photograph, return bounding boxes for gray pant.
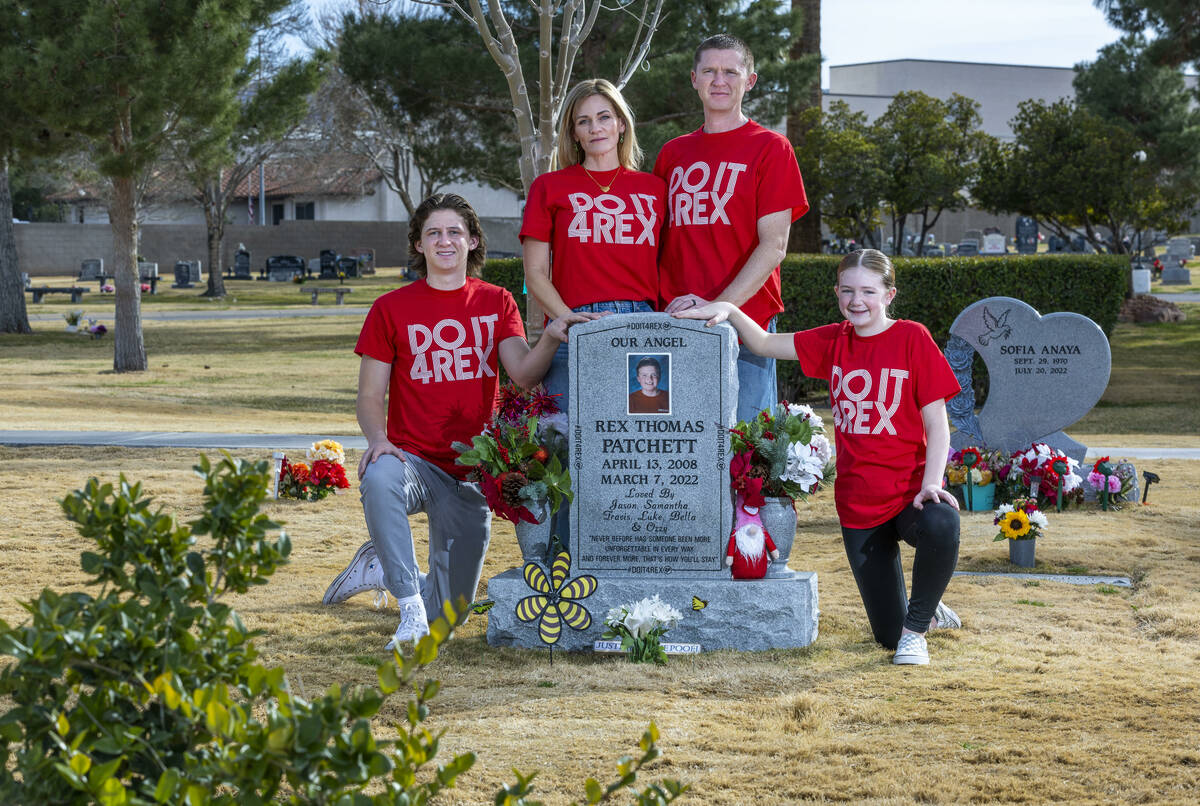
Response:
[359,452,492,619]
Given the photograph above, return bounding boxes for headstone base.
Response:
[1161,267,1191,285]
[485,568,818,652]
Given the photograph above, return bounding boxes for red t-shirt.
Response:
[653,120,808,328]
[355,278,525,478]
[520,165,665,309]
[793,320,961,528]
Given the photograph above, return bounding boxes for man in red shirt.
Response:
[323,194,591,650]
[654,33,809,423]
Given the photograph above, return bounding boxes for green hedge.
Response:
[483,253,1129,401]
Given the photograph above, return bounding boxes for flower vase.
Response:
[1008,537,1036,567]
[966,482,995,512]
[760,495,798,578]
[514,499,553,566]
[64,325,78,333]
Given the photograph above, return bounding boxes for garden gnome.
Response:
[726,502,779,579]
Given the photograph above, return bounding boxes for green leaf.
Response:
[154,769,180,803]
[378,662,401,695]
[584,778,603,802]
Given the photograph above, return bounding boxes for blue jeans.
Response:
[736,316,778,424]
[542,299,654,552]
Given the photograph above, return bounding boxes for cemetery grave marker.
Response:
[1162,238,1194,284]
[945,297,1111,463]
[1015,216,1038,254]
[486,313,819,652]
[79,258,103,281]
[229,250,253,279]
[265,255,305,282]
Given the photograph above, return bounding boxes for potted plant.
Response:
[945,446,1001,511]
[728,402,834,577]
[993,496,1047,567]
[63,310,84,333]
[453,384,571,564]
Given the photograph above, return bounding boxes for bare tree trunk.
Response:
[0,156,32,334]
[787,0,822,254]
[202,180,228,297]
[109,174,147,372]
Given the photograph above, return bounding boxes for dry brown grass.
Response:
[2,446,1197,805]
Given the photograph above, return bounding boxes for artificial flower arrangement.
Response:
[998,442,1083,508]
[277,439,351,501]
[993,496,1048,542]
[602,595,684,665]
[1087,456,1135,510]
[729,402,834,506]
[63,310,84,328]
[452,384,571,524]
[945,446,1004,486]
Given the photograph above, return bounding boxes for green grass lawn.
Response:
[23,266,411,312]
[1073,302,1200,435]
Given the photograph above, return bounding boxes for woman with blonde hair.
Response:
[520,78,666,546]
[521,78,666,403]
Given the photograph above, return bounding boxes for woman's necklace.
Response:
[582,165,621,193]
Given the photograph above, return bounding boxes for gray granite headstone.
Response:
[137,262,158,279]
[486,313,819,652]
[266,255,304,282]
[946,297,1110,464]
[79,259,103,280]
[1015,216,1038,255]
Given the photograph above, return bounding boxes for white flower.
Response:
[808,434,832,467]
[611,595,681,638]
[787,403,824,431]
[995,503,1015,516]
[1028,510,1049,529]
[307,439,346,464]
[1062,471,1083,493]
[781,441,825,490]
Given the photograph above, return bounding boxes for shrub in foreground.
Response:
[0,454,685,805]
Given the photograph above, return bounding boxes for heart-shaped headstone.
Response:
[945,297,1110,463]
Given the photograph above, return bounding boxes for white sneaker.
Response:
[893,631,930,665]
[384,598,430,650]
[322,540,384,605]
[932,600,962,630]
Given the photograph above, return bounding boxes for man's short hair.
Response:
[407,194,488,278]
[636,356,662,375]
[693,33,754,74]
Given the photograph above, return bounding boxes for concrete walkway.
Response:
[28,307,369,322]
[1,431,1197,459]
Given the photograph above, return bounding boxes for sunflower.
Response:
[999,509,1032,539]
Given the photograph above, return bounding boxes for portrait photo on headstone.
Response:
[627,353,671,415]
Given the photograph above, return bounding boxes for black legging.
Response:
[840,501,960,650]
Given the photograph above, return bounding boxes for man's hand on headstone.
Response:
[664,293,711,314]
[672,300,735,327]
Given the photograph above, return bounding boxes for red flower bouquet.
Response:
[452,384,572,524]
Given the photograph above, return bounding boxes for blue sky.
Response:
[821,0,1125,84]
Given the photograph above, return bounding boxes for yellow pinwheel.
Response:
[515,550,597,645]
